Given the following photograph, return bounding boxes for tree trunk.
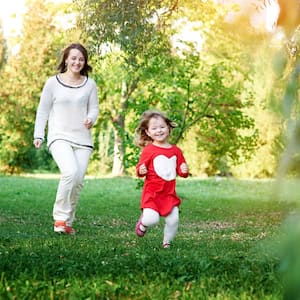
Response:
[111,122,125,176]
[111,80,127,176]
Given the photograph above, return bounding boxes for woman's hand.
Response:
[84,118,93,129]
[33,138,43,149]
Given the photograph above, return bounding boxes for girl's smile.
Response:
[146,116,170,146]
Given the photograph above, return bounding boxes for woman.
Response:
[33,43,99,234]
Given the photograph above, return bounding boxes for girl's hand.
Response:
[33,138,43,149]
[84,118,93,129]
[139,163,148,175]
[180,163,189,174]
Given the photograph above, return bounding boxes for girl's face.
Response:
[65,48,85,74]
[146,116,170,145]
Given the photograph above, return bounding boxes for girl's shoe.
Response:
[135,218,147,237]
[54,221,75,235]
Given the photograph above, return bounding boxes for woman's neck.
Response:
[60,71,84,85]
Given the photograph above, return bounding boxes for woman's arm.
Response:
[86,79,99,127]
[33,78,53,143]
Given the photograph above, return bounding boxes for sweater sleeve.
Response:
[33,78,53,140]
[175,146,189,178]
[136,146,152,177]
[87,79,99,124]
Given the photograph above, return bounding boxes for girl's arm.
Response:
[180,162,189,175]
[138,163,148,176]
[176,147,189,178]
[136,147,151,177]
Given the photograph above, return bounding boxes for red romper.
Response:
[136,143,188,217]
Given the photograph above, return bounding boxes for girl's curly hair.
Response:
[135,110,177,147]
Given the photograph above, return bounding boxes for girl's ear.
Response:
[145,129,150,137]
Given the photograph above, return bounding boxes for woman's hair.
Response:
[57,43,92,76]
[135,110,177,147]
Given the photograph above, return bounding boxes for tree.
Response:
[75,0,262,177]
[123,0,258,176]
[75,0,178,176]
[0,0,74,173]
[124,49,258,175]
[200,0,286,177]
[0,21,6,70]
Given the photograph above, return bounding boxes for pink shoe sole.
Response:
[135,218,147,237]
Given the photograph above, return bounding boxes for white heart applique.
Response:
[153,155,177,181]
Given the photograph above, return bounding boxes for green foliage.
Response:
[76,0,260,177]
[0,0,79,174]
[271,26,300,179]
[0,175,297,299]
[0,0,57,173]
[267,7,300,298]
[75,0,175,54]
[74,0,179,175]
[0,22,6,69]
[171,62,257,174]
[124,56,257,175]
[0,0,289,178]
[194,3,288,178]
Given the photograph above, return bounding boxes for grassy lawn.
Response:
[0,175,298,299]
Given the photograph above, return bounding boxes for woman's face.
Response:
[65,48,85,74]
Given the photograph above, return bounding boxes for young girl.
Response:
[135,110,189,248]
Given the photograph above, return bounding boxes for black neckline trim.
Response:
[56,74,88,89]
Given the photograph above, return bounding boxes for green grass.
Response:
[0,175,298,299]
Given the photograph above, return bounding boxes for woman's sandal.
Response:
[54,221,75,235]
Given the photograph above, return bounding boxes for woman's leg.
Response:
[68,147,92,225]
[163,206,179,246]
[50,141,91,226]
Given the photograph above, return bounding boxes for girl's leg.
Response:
[136,208,160,237]
[142,208,160,227]
[163,206,179,247]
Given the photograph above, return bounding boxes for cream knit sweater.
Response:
[34,75,99,148]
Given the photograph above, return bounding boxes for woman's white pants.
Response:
[50,140,92,226]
